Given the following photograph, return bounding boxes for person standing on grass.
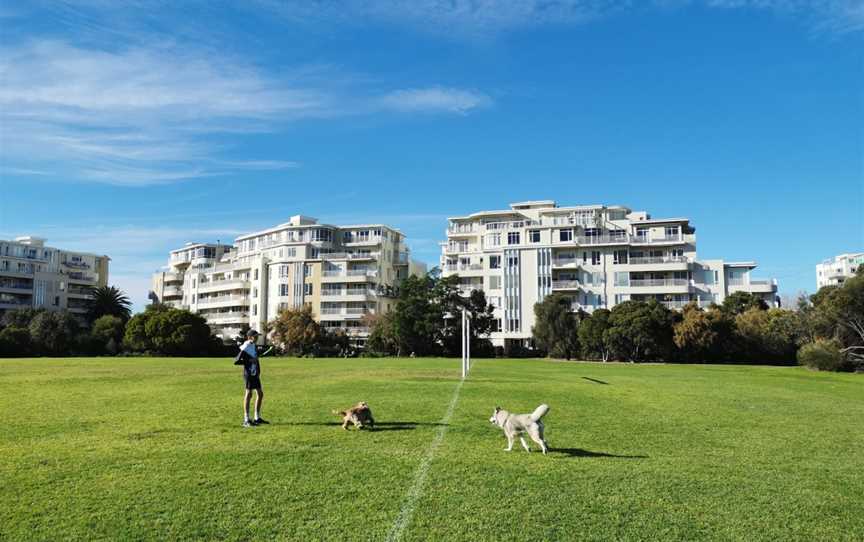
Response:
[237,329,269,428]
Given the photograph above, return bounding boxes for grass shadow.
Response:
[581,377,609,385]
[552,447,647,459]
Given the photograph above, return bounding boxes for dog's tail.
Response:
[332,409,347,417]
[530,404,550,422]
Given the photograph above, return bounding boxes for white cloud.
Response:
[380,87,492,114]
[0,40,490,186]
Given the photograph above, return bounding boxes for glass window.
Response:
[559,229,572,242]
[529,230,541,243]
[592,251,601,265]
[507,232,521,245]
[489,255,501,269]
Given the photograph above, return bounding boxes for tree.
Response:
[29,311,78,356]
[87,285,132,323]
[366,312,399,355]
[391,273,448,356]
[532,293,580,359]
[123,304,169,352]
[0,308,44,329]
[579,309,612,362]
[734,308,799,364]
[441,287,496,358]
[604,300,675,362]
[673,303,734,363]
[270,305,323,356]
[91,315,126,354]
[804,272,864,370]
[720,291,768,317]
[123,304,215,356]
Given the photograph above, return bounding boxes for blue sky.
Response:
[1,0,862,312]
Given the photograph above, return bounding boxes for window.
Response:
[507,255,519,268]
[613,250,628,265]
[582,252,588,264]
[279,284,290,296]
[584,228,600,238]
[592,251,601,265]
[304,283,313,295]
[529,230,541,243]
[254,269,259,281]
[636,227,649,239]
[489,255,501,269]
[559,229,572,242]
[253,304,257,316]
[507,232,520,245]
[489,276,501,289]
[665,226,680,238]
[486,233,501,247]
[508,319,520,332]
[490,319,502,333]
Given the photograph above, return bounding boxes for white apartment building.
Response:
[441,201,779,348]
[151,215,426,343]
[816,252,864,289]
[0,236,110,319]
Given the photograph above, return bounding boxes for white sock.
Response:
[254,410,260,420]
[244,414,250,422]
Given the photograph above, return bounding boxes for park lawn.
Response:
[0,357,861,541]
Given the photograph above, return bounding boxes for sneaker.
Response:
[242,420,254,428]
[254,418,270,425]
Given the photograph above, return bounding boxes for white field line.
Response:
[385,378,465,542]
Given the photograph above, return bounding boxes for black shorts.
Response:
[244,373,262,390]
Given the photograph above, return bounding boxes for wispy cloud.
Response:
[0,39,490,186]
[259,0,864,36]
[380,87,492,114]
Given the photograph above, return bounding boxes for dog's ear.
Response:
[494,406,500,412]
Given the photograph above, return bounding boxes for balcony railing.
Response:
[628,278,690,287]
[321,290,375,298]
[198,279,250,290]
[322,270,377,278]
[443,245,477,254]
[631,234,694,245]
[552,280,582,290]
[575,234,629,245]
[203,312,249,323]
[320,252,379,260]
[63,260,91,269]
[627,256,689,265]
[196,295,249,306]
[0,282,33,290]
[552,258,579,267]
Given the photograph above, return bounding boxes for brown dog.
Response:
[333,401,375,430]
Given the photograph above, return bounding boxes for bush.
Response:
[0,327,32,357]
[798,340,847,371]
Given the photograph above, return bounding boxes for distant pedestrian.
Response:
[236,329,269,427]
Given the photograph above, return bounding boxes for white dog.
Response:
[489,404,550,454]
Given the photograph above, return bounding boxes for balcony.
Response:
[197,279,250,293]
[196,295,249,308]
[629,278,690,287]
[552,280,582,291]
[66,272,96,282]
[625,256,691,272]
[0,281,33,292]
[320,252,379,261]
[62,260,91,269]
[447,225,479,237]
[631,234,695,245]
[729,278,778,294]
[552,258,580,269]
[575,234,630,246]
[203,312,249,324]
[442,244,478,254]
[321,270,377,282]
[320,290,376,301]
[163,286,183,297]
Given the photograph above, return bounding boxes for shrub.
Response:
[798,340,847,371]
[0,327,32,357]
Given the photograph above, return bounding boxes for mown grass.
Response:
[0,357,861,541]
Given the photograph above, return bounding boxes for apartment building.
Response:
[816,252,864,289]
[440,201,779,348]
[0,236,110,319]
[151,215,426,343]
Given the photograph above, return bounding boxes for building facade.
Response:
[151,215,426,343]
[440,201,779,348]
[816,253,864,289]
[0,236,110,319]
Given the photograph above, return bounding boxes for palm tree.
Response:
[87,285,132,322]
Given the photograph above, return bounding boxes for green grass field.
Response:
[1,357,862,541]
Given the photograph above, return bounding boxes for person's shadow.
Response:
[551,447,647,459]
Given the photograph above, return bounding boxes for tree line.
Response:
[1,268,861,372]
[532,268,864,371]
